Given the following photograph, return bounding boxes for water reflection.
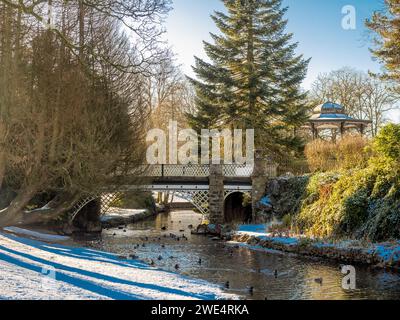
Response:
[76,210,400,300]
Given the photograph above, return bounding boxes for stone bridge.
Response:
[70,156,278,225]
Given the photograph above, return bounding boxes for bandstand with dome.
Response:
[303,102,372,140]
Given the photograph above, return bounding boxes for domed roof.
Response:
[304,101,372,134]
[313,102,345,115]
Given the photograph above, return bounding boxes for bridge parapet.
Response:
[139,164,264,178]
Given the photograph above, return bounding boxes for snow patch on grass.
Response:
[236,224,298,245]
[237,224,269,237]
[0,259,108,300]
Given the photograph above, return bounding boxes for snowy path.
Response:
[0,233,235,300]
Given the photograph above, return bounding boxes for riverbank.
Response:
[101,208,154,228]
[0,230,235,300]
[229,225,400,271]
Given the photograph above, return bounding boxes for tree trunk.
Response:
[0,183,42,226]
[19,191,82,226]
[0,190,81,227]
[247,15,256,128]
[0,150,5,190]
[78,0,85,60]
[0,4,12,189]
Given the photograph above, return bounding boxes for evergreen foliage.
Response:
[366,0,400,91]
[187,0,310,155]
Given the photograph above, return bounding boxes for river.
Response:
[74,210,400,300]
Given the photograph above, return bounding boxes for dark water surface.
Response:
[75,210,400,300]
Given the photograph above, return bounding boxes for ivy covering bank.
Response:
[268,124,400,242]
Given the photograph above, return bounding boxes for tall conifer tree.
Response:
[366,0,400,93]
[187,0,310,155]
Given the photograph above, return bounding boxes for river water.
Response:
[75,210,400,300]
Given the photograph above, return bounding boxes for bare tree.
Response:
[0,0,172,73]
[311,67,398,136]
[362,78,398,136]
[0,0,169,227]
[145,51,196,205]
[149,50,195,130]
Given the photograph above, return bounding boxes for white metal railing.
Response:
[130,162,283,178]
[223,164,254,177]
[138,164,255,178]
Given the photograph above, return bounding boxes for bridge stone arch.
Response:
[224,190,251,201]
[223,191,253,224]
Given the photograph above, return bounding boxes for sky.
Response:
[164,0,400,122]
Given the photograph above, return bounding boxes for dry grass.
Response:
[305,135,369,172]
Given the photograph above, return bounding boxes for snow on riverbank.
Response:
[101,208,155,228]
[101,208,149,222]
[234,224,400,268]
[0,232,236,300]
[3,227,70,242]
[236,224,269,237]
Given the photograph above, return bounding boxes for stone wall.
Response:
[252,151,278,223]
[264,176,309,218]
[252,175,309,223]
[208,164,224,224]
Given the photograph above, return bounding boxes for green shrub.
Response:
[357,172,400,241]
[294,124,400,241]
[371,123,400,161]
[282,214,293,228]
[298,237,314,249]
[271,176,309,219]
[295,172,340,237]
[341,187,370,233]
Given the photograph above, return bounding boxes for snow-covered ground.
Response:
[0,231,236,300]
